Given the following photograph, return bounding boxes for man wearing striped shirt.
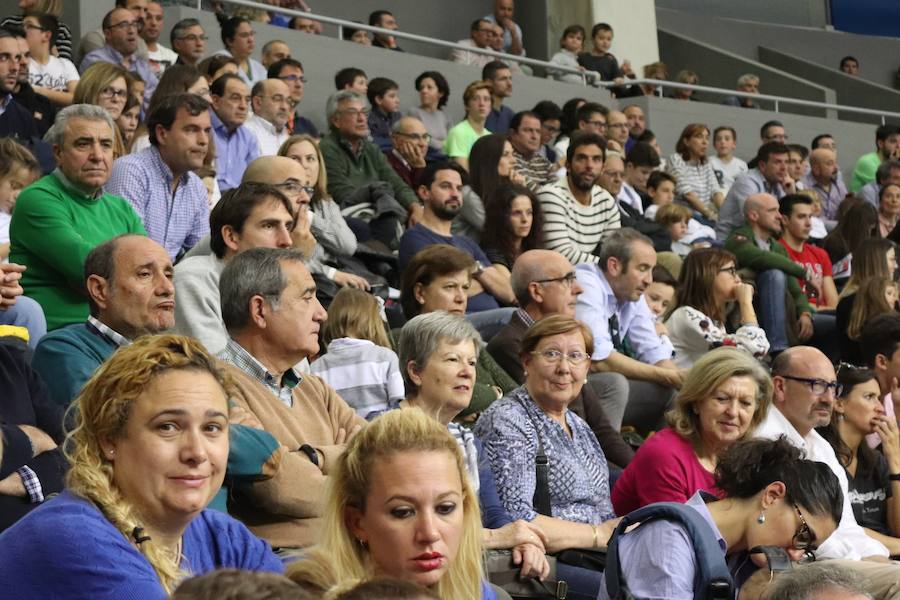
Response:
[508,111,556,191]
[538,131,621,265]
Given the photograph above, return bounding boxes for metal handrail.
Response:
[209,0,900,123]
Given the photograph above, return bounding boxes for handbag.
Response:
[485,549,568,599]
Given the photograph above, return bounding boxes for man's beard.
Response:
[570,171,596,192]
[432,203,460,221]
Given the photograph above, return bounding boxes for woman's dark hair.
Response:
[147,65,204,118]
[468,133,509,201]
[481,183,543,267]
[219,16,250,47]
[715,437,843,527]
[415,70,450,110]
[824,198,878,262]
[532,100,562,124]
[668,247,735,323]
[559,97,586,137]
[675,123,710,163]
[817,366,881,480]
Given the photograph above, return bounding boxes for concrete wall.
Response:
[658,29,835,119]
[657,6,900,91]
[589,0,660,71]
[655,0,829,28]
[757,47,900,125]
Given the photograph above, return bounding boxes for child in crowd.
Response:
[0,139,40,262]
[577,22,633,84]
[334,67,368,95]
[655,203,693,257]
[645,265,677,342]
[788,144,810,190]
[636,129,665,170]
[709,126,748,195]
[647,171,719,248]
[366,77,401,150]
[309,288,405,417]
[549,25,599,85]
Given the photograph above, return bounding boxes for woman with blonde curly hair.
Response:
[0,335,283,597]
[611,346,772,515]
[74,62,132,157]
[288,408,495,600]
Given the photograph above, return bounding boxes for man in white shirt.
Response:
[141,2,178,76]
[244,79,291,156]
[755,346,889,561]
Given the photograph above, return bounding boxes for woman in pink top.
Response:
[611,347,772,515]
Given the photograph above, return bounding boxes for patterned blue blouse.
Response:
[473,386,615,524]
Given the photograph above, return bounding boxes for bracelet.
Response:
[591,524,599,548]
[890,473,900,482]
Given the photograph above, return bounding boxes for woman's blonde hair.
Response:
[848,277,897,340]
[64,334,235,594]
[842,238,896,298]
[74,63,132,157]
[278,134,328,203]
[286,408,483,600]
[28,0,62,16]
[666,347,772,442]
[323,288,391,348]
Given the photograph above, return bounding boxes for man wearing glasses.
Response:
[753,346,900,592]
[267,58,319,138]
[386,116,429,189]
[80,8,158,109]
[76,0,150,67]
[245,79,292,156]
[450,19,497,69]
[170,18,206,68]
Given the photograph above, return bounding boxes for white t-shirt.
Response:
[28,55,79,92]
[147,44,179,76]
[709,155,748,195]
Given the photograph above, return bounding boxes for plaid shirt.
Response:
[16,466,43,504]
[86,316,131,348]
[219,339,300,407]
[106,146,210,260]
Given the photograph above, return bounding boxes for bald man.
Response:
[386,116,429,188]
[245,79,293,156]
[486,249,635,467]
[804,147,848,223]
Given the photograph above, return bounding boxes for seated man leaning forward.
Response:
[575,227,682,434]
[217,247,366,549]
[10,104,145,331]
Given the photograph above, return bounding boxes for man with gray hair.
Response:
[763,562,872,600]
[574,228,682,433]
[260,39,290,70]
[385,115,428,188]
[722,73,761,109]
[10,104,145,331]
[170,17,206,67]
[487,249,635,467]
[244,79,292,156]
[217,246,365,549]
[319,90,420,250]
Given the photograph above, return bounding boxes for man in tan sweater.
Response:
[217,246,366,549]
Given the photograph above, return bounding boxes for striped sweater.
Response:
[538,177,621,265]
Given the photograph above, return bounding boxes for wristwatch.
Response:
[889,473,900,482]
[472,260,485,277]
[749,545,794,576]
[298,444,319,467]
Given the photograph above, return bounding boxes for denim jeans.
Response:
[0,296,47,349]
[755,269,789,353]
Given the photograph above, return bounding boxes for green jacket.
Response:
[725,224,813,315]
[319,129,418,209]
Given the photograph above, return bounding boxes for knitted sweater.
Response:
[173,253,228,354]
[223,363,367,548]
[9,171,145,331]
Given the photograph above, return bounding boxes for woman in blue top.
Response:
[0,334,283,599]
[287,408,497,600]
[598,437,843,600]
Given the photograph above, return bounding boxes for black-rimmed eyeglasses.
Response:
[533,272,577,287]
[780,375,843,397]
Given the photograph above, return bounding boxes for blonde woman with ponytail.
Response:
[0,334,283,598]
[287,408,497,600]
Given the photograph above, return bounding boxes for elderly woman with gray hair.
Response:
[611,346,772,515]
[375,311,551,583]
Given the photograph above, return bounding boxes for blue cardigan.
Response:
[0,491,283,599]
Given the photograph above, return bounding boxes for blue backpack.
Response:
[604,501,734,600]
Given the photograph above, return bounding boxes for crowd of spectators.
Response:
[0,1,898,599]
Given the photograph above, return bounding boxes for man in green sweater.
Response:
[850,123,900,193]
[726,193,814,355]
[319,90,421,250]
[9,104,145,331]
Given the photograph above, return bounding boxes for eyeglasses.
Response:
[531,349,590,365]
[275,181,314,197]
[608,122,629,130]
[602,170,625,179]
[23,23,48,33]
[719,265,738,277]
[533,272,578,287]
[99,86,128,100]
[340,108,370,118]
[279,74,307,83]
[176,34,208,43]
[586,120,607,129]
[780,375,843,397]
[396,132,432,142]
[542,124,561,135]
[792,504,815,552]
[106,20,144,32]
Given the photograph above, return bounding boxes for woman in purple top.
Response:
[613,347,772,515]
[0,335,283,599]
[600,438,843,599]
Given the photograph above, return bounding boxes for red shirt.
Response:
[778,239,833,307]
[611,427,721,516]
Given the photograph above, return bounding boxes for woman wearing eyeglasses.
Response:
[599,437,842,599]
[818,365,900,556]
[665,248,770,370]
[611,347,771,515]
[74,62,131,157]
[474,315,619,598]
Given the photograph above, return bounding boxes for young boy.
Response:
[643,170,676,220]
[646,265,677,339]
[709,126,748,195]
[334,67,368,95]
[655,203,693,256]
[23,12,79,107]
[577,23,633,84]
[366,77,400,150]
[0,139,40,261]
[550,25,599,85]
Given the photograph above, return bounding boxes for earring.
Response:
[836,413,845,421]
[757,511,766,524]
[523,371,528,377]
[356,538,368,550]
